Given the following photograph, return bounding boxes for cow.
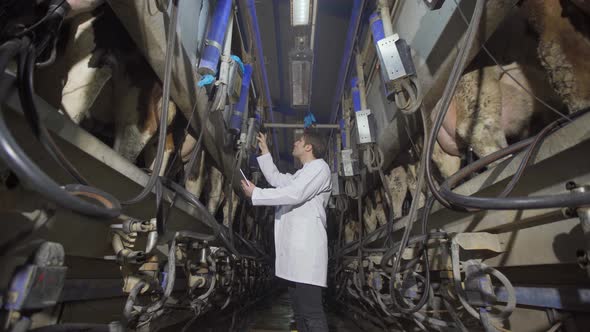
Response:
[522,0,590,113]
[38,2,179,166]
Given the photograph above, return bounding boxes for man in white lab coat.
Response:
[241,130,332,332]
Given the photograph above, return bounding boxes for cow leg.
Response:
[112,84,145,161]
[406,162,426,209]
[344,220,359,244]
[181,135,197,163]
[66,0,105,17]
[432,141,461,178]
[363,197,377,234]
[223,190,239,227]
[385,166,409,219]
[455,66,508,160]
[207,166,224,216]
[374,191,387,227]
[185,150,206,198]
[114,82,177,163]
[61,14,112,124]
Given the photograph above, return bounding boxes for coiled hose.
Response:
[394,76,423,115]
[450,241,516,320]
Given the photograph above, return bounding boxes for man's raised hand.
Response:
[257,132,269,155]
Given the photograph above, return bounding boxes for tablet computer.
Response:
[239,169,251,186]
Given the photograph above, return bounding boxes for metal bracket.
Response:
[454,232,503,253]
[566,182,590,277]
[227,59,244,103]
[204,39,223,52]
[376,34,416,83]
[331,173,344,196]
[341,149,359,177]
[355,109,376,144]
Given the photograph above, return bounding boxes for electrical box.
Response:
[5,242,67,311]
[355,109,377,144]
[227,59,244,104]
[341,149,359,177]
[376,34,416,100]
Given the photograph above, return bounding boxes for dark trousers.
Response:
[287,282,329,332]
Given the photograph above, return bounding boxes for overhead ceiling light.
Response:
[289,47,313,108]
[291,0,311,26]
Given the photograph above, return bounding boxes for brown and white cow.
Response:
[522,0,590,113]
[427,5,578,178]
[432,61,563,178]
[52,3,178,166]
[344,220,360,244]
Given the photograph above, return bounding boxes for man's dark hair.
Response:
[302,130,327,159]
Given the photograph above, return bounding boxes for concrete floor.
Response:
[246,291,360,332]
[164,287,362,331]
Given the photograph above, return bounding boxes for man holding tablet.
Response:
[241,130,332,332]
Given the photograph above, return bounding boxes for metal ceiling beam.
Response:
[329,0,366,125]
[265,123,340,129]
[272,0,285,115]
[245,0,280,161]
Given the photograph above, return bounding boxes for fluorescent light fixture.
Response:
[291,0,311,26]
[289,48,313,108]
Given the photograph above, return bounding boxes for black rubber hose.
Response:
[160,178,240,257]
[441,110,587,198]
[176,230,216,242]
[0,114,122,218]
[379,229,446,274]
[123,0,179,205]
[424,0,485,210]
[441,108,590,197]
[159,102,211,236]
[0,40,24,99]
[17,38,89,184]
[0,39,120,219]
[13,0,69,39]
[123,280,146,321]
[234,232,268,259]
[63,184,121,210]
[439,108,590,210]
[29,324,121,332]
[145,235,177,314]
[441,184,590,210]
[357,176,365,287]
[161,178,221,236]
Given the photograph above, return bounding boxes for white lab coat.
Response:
[251,153,332,287]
